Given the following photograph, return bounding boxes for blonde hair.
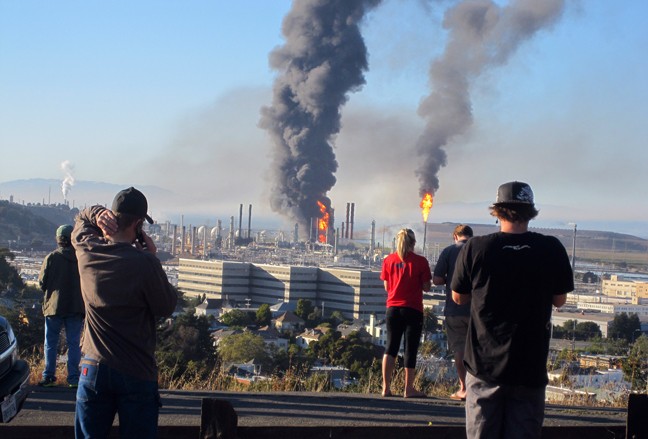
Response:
[396,228,416,261]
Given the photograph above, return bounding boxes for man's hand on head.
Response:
[97,210,118,238]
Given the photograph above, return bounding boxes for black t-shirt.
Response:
[451,231,574,387]
[433,240,470,317]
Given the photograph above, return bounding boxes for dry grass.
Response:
[22,350,631,409]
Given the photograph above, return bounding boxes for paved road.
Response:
[4,386,626,429]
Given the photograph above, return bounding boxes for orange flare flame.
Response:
[317,201,329,243]
[420,193,433,222]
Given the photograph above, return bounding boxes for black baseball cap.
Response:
[492,181,535,207]
[111,187,154,224]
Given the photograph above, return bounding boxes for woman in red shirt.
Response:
[380,228,432,398]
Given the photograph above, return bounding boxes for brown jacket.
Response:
[72,205,177,381]
[39,245,84,317]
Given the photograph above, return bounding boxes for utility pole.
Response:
[568,223,577,272]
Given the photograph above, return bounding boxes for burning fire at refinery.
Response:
[316,201,330,244]
[420,193,434,253]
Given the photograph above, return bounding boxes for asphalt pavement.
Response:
[4,385,627,429]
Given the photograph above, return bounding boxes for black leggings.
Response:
[385,306,423,369]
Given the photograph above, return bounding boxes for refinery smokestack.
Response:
[238,204,243,239]
[248,204,252,239]
[345,203,350,239]
[180,215,185,254]
[229,216,235,249]
[191,226,196,255]
[350,203,355,240]
[171,225,177,255]
[202,226,208,258]
[334,228,339,255]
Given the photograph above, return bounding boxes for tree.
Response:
[609,312,641,342]
[0,247,24,292]
[218,332,268,366]
[622,334,648,391]
[256,304,272,327]
[560,320,578,341]
[575,322,602,340]
[295,299,314,320]
[328,311,346,325]
[156,312,217,379]
[220,309,253,327]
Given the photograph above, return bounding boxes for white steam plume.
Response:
[60,160,76,201]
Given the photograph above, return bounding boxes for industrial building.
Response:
[177,259,251,304]
[317,267,385,320]
[601,275,648,304]
[177,259,385,320]
[250,264,318,304]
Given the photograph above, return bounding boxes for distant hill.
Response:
[0,200,77,249]
[423,222,648,268]
[0,178,172,210]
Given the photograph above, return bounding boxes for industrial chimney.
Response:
[345,203,350,239]
[248,204,252,239]
[238,204,243,239]
[350,202,355,240]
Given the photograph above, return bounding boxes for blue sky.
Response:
[1,1,647,237]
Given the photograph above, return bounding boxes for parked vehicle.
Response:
[0,315,30,423]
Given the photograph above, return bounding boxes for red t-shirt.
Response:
[380,252,431,313]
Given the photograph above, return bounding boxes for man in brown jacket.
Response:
[72,187,177,439]
[39,224,84,387]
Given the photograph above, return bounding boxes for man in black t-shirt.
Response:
[451,181,573,439]
[433,224,473,401]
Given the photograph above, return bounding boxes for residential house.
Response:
[273,311,305,333]
[254,325,289,351]
[296,328,325,349]
[194,298,223,318]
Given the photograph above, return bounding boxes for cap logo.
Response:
[516,185,534,203]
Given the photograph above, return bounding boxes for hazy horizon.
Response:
[1,177,646,240]
[1,2,646,239]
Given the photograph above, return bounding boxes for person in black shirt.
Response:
[452,181,573,439]
[433,224,473,400]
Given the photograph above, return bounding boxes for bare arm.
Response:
[432,275,445,286]
[452,290,471,305]
[552,293,567,308]
[384,280,388,292]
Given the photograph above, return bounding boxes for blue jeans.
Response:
[75,358,161,439]
[43,315,83,384]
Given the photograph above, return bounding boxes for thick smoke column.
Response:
[60,160,75,201]
[415,0,566,197]
[260,0,381,234]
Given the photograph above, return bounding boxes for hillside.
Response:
[1,200,646,268]
[0,201,77,249]
[424,222,648,268]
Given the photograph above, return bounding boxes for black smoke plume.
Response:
[415,0,566,197]
[260,0,381,237]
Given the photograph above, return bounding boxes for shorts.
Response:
[445,315,469,355]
